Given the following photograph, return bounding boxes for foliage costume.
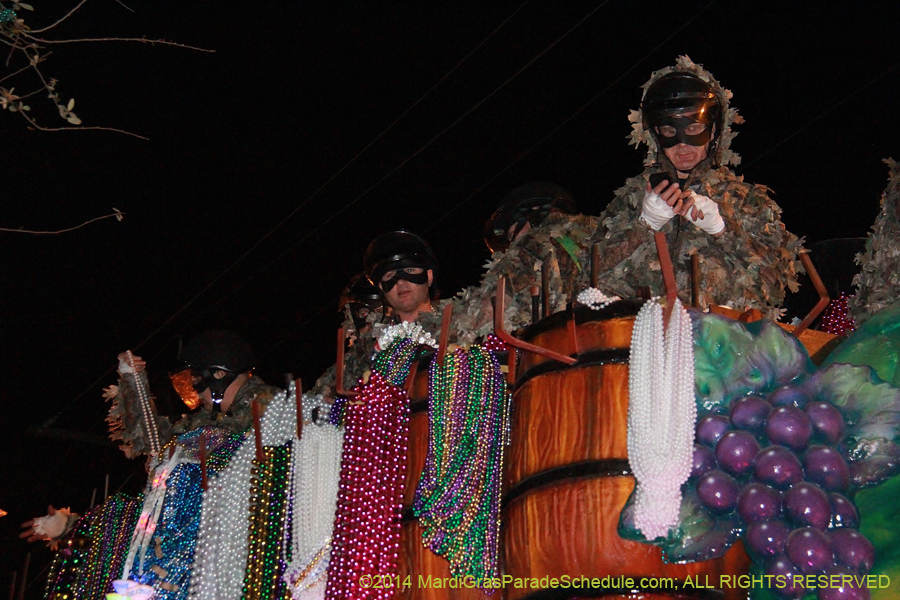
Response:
[849,158,900,325]
[450,211,599,345]
[590,56,804,319]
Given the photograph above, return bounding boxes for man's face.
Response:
[662,141,709,174]
[380,267,432,318]
[655,113,713,174]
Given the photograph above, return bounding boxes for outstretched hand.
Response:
[20,505,57,543]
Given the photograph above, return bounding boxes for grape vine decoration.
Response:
[619,313,900,600]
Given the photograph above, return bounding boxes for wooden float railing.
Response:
[493,277,577,366]
[792,250,830,336]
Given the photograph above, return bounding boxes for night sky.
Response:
[3,1,900,596]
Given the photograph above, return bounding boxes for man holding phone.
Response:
[590,56,803,318]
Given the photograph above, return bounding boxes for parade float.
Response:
[35,61,900,600]
[35,227,900,600]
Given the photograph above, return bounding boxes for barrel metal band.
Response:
[514,348,630,389]
[502,459,632,508]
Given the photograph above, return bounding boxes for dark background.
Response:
[3,1,899,596]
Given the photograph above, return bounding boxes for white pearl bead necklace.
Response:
[576,287,622,310]
[627,298,697,540]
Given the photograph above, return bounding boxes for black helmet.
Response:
[642,72,721,149]
[363,231,438,287]
[339,273,384,333]
[483,182,577,253]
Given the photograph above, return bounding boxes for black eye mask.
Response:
[655,116,713,149]
[193,367,238,412]
[380,269,428,293]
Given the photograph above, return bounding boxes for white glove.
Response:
[640,189,676,231]
[33,509,71,539]
[687,192,725,235]
[117,356,135,375]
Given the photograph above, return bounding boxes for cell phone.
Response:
[648,172,670,189]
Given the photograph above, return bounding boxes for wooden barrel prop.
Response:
[395,355,494,600]
[502,302,750,600]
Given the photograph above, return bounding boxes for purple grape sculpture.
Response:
[732,394,773,432]
[716,430,761,475]
[738,483,782,522]
[617,313,900,600]
[691,444,716,479]
[828,528,875,574]
[804,446,850,492]
[766,406,813,452]
[784,482,832,530]
[770,385,812,409]
[786,527,832,574]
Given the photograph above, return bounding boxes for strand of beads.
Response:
[325,364,409,600]
[627,298,697,540]
[371,337,420,386]
[123,448,183,580]
[189,390,298,600]
[243,446,292,600]
[126,350,162,456]
[77,495,143,598]
[283,392,344,600]
[375,321,439,351]
[413,344,509,583]
[127,462,205,599]
[44,494,143,600]
[576,287,622,310]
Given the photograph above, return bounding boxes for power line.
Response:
[182,0,613,309]
[424,0,720,232]
[742,61,900,170]
[38,2,532,424]
[126,1,534,358]
[109,0,616,370]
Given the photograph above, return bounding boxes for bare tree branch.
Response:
[28,0,90,34]
[22,34,215,52]
[0,208,126,235]
[111,0,135,14]
[0,60,32,83]
[16,107,149,139]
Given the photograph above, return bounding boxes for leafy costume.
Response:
[849,158,900,325]
[450,211,599,346]
[590,56,804,319]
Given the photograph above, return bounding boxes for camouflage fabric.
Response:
[589,56,803,319]
[450,211,599,346]
[850,158,900,324]
[591,165,803,318]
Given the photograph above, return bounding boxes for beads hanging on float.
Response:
[627,298,697,540]
[326,340,413,600]
[414,343,509,584]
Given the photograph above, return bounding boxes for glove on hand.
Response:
[687,192,725,235]
[640,189,676,231]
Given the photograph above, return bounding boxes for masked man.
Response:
[363,230,439,324]
[590,56,803,318]
[312,231,443,399]
[24,330,280,600]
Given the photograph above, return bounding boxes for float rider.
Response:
[589,56,803,317]
[363,230,439,324]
